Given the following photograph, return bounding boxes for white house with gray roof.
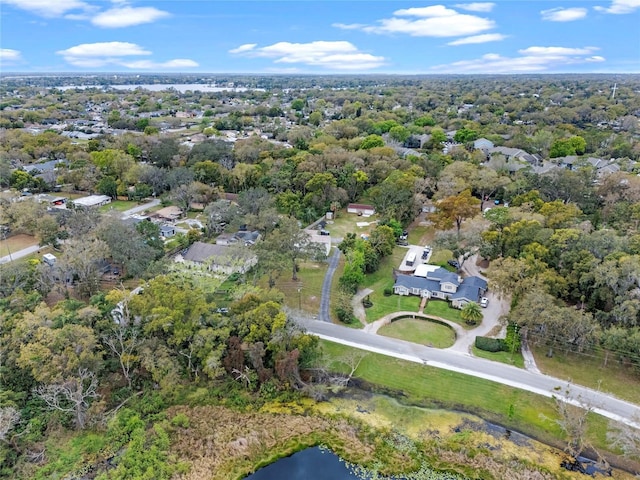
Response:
[393,266,487,309]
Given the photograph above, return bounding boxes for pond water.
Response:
[244,447,363,480]
[243,446,460,480]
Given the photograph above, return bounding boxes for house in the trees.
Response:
[347,203,375,216]
[393,266,487,308]
[180,241,257,274]
[473,138,494,151]
[160,225,176,238]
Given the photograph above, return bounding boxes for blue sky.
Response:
[1,1,639,74]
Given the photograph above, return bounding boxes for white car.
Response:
[480,297,489,308]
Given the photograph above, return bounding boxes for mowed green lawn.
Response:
[532,346,640,405]
[261,261,327,315]
[323,210,379,239]
[360,247,423,323]
[98,200,136,213]
[422,299,474,329]
[378,317,455,348]
[320,340,612,453]
[472,346,525,368]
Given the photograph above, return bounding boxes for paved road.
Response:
[319,248,341,322]
[120,199,161,218]
[0,244,41,264]
[296,317,640,428]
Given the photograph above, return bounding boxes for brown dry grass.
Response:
[168,404,380,480]
[0,233,39,257]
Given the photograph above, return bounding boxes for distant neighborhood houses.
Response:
[393,265,488,309]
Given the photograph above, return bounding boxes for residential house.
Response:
[152,206,183,223]
[215,230,261,246]
[473,138,494,151]
[555,155,579,171]
[181,241,257,274]
[73,194,112,208]
[394,266,487,309]
[160,225,176,238]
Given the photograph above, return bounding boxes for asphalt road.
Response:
[296,317,640,428]
[0,244,41,264]
[319,248,341,322]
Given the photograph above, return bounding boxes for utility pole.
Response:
[297,287,302,311]
[611,82,617,100]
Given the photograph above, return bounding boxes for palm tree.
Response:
[461,302,483,326]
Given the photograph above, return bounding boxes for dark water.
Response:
[244,447,363,479]
[243,447,462,480]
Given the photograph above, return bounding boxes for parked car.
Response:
[216,307,229,314]
[480,297,489,308]
[319,229,330,236]
[447,259,460,269]
[112,267,120,276]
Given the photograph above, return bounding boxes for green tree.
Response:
[96,176,118,199]
[257,216,324,281]
[461,302,483,326]
[359,134,385,150]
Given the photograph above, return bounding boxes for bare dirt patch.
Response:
[0,233,39,257]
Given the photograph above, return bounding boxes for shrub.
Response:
[383,287,393,296]
[475,336,505,353]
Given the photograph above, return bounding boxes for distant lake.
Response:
[55,84,264,93]
[243,447,461,480]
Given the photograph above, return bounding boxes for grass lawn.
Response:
[378,317,455,348]
[324,210,379,239]
[99,200,136,213]
[365,288,421,323]
[472,346,525,368]
[407,225,433,246]
[266,261,327,315]
[422,299,475,330]
[320,340,612,454]
[532,346,640,405]
[429,248,454,266]
[359,247,426,322]
[0,234,39,257]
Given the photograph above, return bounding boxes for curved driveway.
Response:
[296,317,640,428]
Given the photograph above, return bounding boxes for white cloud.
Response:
[519,46,599,55]
[120,59,199,69]
[334,5,495,37]
[4,0,169,28]
[454,3,496,12]
[447,33,508,45]
[594,0,640,13]
[57,42,152,59]
[432,45,605,73]
[228,44,257,54]
[3,0,91,17]
[541,7,588,21]
[229,40,386,70]
[0,49,23,63]
[91,6,170,28]
[56,42,197,69]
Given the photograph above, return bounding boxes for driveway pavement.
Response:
[319,247,341,322]
[0,244,41,264]
[120,199,161,218]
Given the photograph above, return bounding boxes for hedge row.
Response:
[475,336,506,352]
